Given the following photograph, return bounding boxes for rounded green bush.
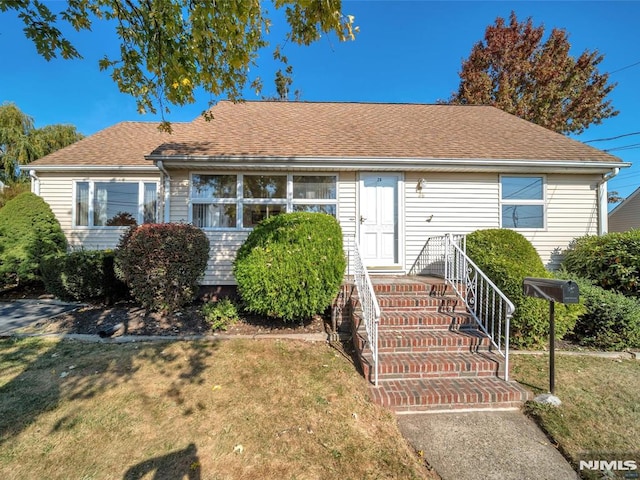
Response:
[115,223,210,312]
[42,249,128,303]
[562,231,640,297]
[233,212,345,322]
[560,275,640,350]
[0,192,67,287]
[466,229,576,348]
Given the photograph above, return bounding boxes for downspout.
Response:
[29,169,40,196]
[156,161,171,223]
[597,167,620,235]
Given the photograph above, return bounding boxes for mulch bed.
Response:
[1,285,328,337]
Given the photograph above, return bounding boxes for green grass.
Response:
[0,337,435,480]
[511,354,640,478]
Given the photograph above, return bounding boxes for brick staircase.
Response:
[350,276,529,412]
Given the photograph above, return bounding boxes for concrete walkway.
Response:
[397,410,578,480]
[0,299,81,336]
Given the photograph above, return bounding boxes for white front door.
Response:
[359,173,400,267]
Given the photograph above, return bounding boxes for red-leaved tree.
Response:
[449,12,618,135]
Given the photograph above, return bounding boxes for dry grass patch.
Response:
[0,337,434,480]
[511,354,640,478]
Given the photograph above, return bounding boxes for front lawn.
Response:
[511,354,640,478]
[0,337,434,480]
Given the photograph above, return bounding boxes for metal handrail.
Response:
[408,234,466,277]
[445,235,514,381]
[411,234,514,381]
[346,236,381,386]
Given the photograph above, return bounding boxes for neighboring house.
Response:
[608,186,640,232]
[28,101,629,285]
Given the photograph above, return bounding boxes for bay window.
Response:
[190,173,337,229]
[74,181,158,227]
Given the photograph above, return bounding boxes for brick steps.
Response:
[370,377,530,412]
[354,326,491,353]
[349,275,529,413]
[376,295,461,312]
[377,311,477,329]
[360,351,503,380]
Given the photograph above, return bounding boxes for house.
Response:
[608,186,640,232]
[28,101,629,285]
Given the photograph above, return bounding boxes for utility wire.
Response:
[610,60,640,74]
[604,143,640,153]
[584,131,640,143]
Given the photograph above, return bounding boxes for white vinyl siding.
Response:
[404,172,499,271]
[35,169,602,285]
[36,172,161,250]
[403,172,600,270]
[609,188,640,232]
[338,172,357,237]
[534,174,599,267]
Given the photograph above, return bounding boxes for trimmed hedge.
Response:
[555,273,640,350]
[0,192,67,287]
[233,212,345,322]
[466,229,578,348]
[115,223,210,312]
[42,249,128,303]
[562,231,640,297]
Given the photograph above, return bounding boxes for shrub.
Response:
[0,181,30,209]
[557,273,640,350]
[233,212,345,322]
[0,192,67,287]
[562,231,640,297]
[42,249,128,303]
[202,298,240,331]
[115,223,209,312]
[466,229,577,348]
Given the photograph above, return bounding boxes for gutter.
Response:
[145,154,631,173]
[29,169,39,195]
[156,160,171,223]
[597,167,620,235]
[28,165,160,172]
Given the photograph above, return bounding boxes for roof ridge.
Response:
[214,99,495,107]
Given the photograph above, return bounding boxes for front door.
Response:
[359,173,400,267]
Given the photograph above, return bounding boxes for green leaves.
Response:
[0,192,67,287]
[233,212,345,322]
[466,228,576,348]
[4,0,358,124]
[563,231,640,297]
[0,102,83,183]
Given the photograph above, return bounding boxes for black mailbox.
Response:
[523,277,579,304]
[522,277,580,396]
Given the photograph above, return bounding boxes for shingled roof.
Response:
[30,101,621,167]
[29,121,189,167]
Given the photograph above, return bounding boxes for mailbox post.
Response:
[523,278,579,395]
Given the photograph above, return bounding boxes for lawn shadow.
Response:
[123,443,202,480]
[0,337,220,446]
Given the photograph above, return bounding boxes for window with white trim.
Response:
[500,175,545,229]
[242,174,287,228]
[75,181,158,227]
[190,173,337,229]
[191,174,237,228]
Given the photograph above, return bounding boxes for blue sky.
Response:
[1,1,639,202]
